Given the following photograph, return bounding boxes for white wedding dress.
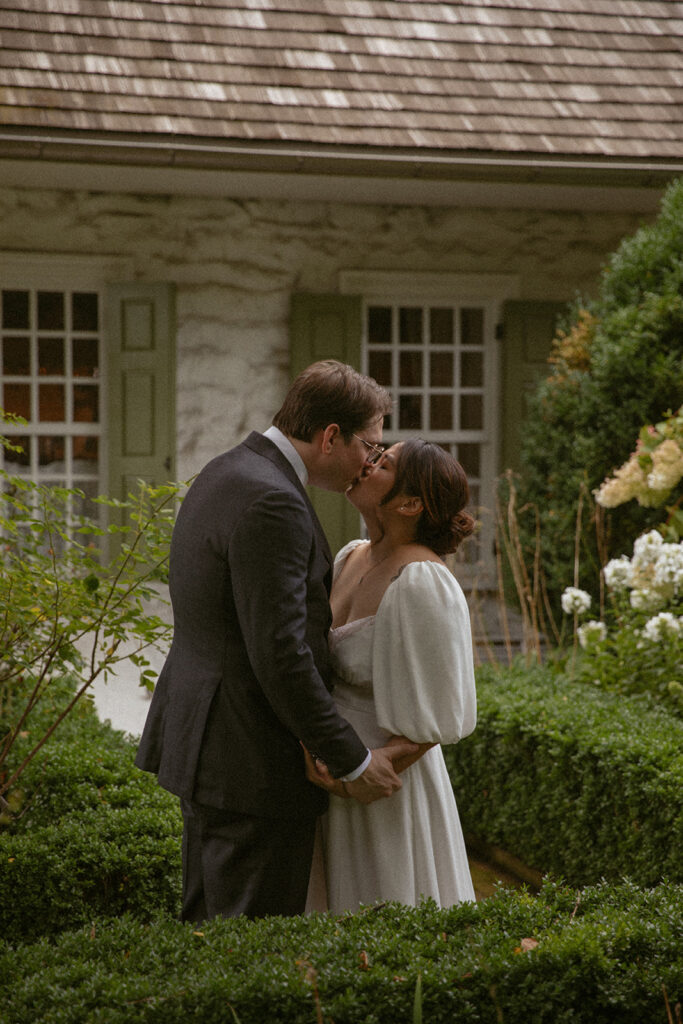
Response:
[307,540,477,914]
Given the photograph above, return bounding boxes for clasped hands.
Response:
[302,735,434,805]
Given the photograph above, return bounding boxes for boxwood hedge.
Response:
[2,880,681,1023]
[0,705,182,943]
[445,662,683,887]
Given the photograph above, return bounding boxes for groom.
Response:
[135,360,417,921]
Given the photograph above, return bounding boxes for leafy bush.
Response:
[559,530,683,714]
[513,178,683,607]
[445,663,683,886]
[0,414,182,808]
[0,704,181,942]
[2,880,681,1023]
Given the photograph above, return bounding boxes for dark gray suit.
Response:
[136,432,367,918]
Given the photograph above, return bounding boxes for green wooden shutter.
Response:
[500,300,565,473]
[106,283,176,502]
[289,292,363,555]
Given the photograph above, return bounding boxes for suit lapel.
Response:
[243,432,334,572]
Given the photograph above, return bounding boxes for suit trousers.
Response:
[180,799,317,922]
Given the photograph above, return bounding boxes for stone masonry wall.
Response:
[0,187,653,480]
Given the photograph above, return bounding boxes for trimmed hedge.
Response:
[2,880,682,1023]
[0,711,182,943]
[445,663,683,887]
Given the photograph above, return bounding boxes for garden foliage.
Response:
[561,530,683,713]
[0,418,182,807]
[2,672,681,1019]
[3,880,681,1023]
[0,693,181,942]
[511,178,683,606]
[445,663,683,887]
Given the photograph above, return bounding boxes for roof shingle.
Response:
[1,0,682,159]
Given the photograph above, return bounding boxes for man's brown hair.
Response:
[273,360,392,441]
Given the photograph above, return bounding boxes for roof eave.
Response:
[1,128,681,189]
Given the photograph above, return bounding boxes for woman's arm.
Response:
[383,734,435,773]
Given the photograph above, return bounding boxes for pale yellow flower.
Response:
[646,438,683,493]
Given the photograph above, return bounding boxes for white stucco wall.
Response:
[0,186,655,480]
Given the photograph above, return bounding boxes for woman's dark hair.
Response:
[273,360,392,441]
[381,439,476,555]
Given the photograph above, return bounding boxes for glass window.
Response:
[1,287,102,499]
[364,298,491,573]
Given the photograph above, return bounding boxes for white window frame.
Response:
[339,271,520,589]
[0,253,129,540]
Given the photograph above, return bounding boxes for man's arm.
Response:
[303,738,421,804]
[229,489,370,775]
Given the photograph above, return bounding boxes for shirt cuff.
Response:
[340,749,371,782]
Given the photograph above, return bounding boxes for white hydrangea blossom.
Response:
[653,542,683,592]
[561,587,592,615]
[632,530,664,569]
[630,587,667,614]
[641,612,682,643]
[577,620,607,649]
[603,555,633,592]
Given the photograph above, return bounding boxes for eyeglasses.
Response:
[353,434,387,464]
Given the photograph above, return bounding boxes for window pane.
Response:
[457,443,481,478]
[399,394,422,429]
[73,337,99,377]
[430,394,452,430]
[3,382,31,418]
[461,308,484,346]
[37,292,65,331]
[2,434,30,470]
[2,290,30,329]
[399,307,422,345]
[3,336,31,375]
[73,384,99,423]
[72,292,99,331]
[72,479,102,551]
[368,306,392,345]
[38,435,65,469]
[430,351,453,387]
[38,337,65,376]
[39,383,65,421]
[72,435,99,473]
[460,394,483,431]
[430,307,453,345]
[368,349,391,384]
[460,351,483,388]
[399,350,422,387]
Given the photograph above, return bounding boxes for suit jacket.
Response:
[135,432,368,821]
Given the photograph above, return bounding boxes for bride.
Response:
[305,438,477,913]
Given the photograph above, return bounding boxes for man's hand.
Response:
[344,739,419,805]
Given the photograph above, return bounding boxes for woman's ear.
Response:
[398,496,423,516]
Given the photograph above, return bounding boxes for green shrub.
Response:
[0,706,182,942]
[513,177,683,608]
[445,663,683,886]
[3,881,681,1023]
[0,415,182,809]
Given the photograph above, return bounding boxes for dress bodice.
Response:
[329,615,376,691]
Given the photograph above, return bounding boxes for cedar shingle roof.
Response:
[1,0,682,161]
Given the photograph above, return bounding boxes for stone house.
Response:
[1,0,682,598]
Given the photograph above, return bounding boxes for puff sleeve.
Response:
[371,562,476,744]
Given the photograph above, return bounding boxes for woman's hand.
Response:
[383,734,435,773]
[301,745,350,798]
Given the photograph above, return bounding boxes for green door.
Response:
[106,283,176,502]
[289,292,363,555]
[500,300,565,473]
